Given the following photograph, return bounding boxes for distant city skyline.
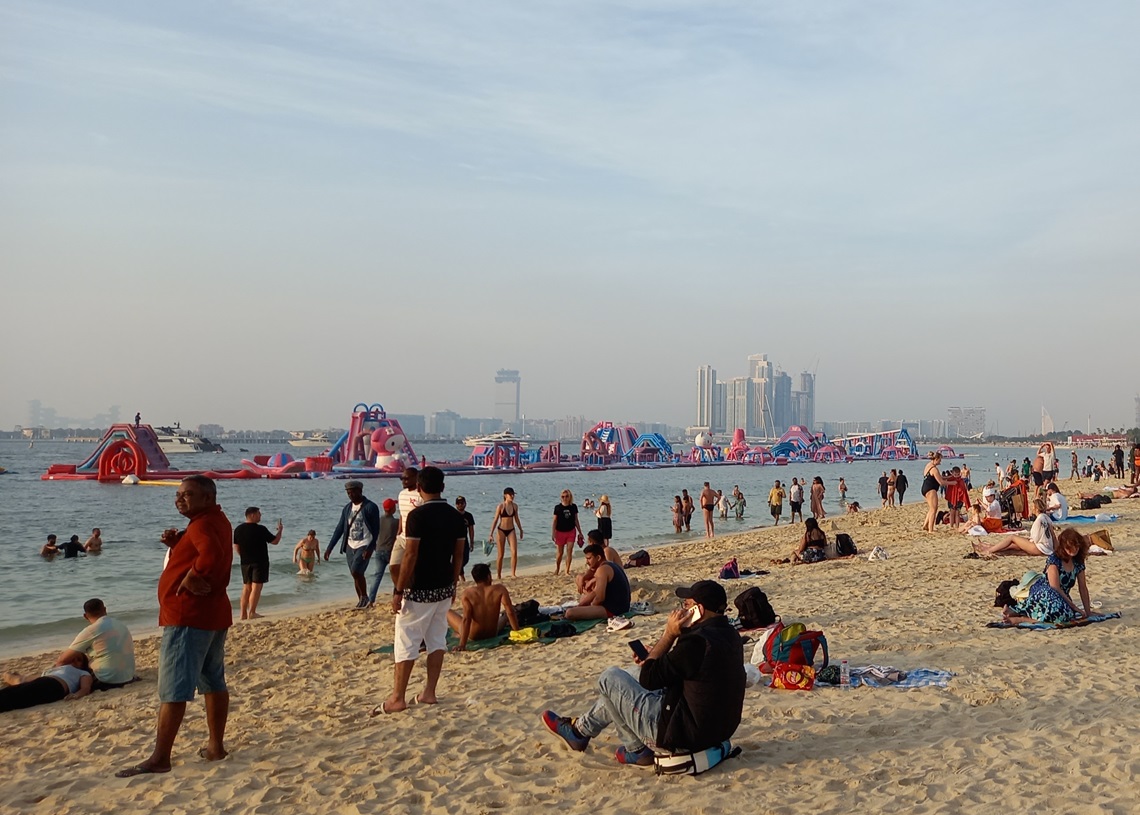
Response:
[2,3,1138,435]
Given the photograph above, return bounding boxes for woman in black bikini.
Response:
[921,452,947,532]
[489,487,523,579]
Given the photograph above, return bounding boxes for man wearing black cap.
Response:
[542,579,745,767]
[324,480,380,609]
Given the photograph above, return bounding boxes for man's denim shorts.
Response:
[158,626,228,703]
[346,546,370,575]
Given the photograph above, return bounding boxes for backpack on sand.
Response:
[835,533,858,557]
[762,621,829,670]
[626,550,651,568]
[734,587,776,630]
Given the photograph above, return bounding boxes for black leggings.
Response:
[0,676,67,712]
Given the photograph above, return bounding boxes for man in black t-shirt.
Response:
[374,467,466,716]
[233,506,282,620]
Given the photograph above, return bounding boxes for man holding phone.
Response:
[542,580,745,767]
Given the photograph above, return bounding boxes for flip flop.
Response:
[197,748,228,761]
[370,701,401,717]
[115,764,171,778]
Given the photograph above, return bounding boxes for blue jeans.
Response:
[576,666,663,752]
[366,548,392,605]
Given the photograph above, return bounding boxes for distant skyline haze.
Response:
[1,1,1136,434]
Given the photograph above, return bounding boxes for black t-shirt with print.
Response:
[404,500,466,598]
[553,502,579,532]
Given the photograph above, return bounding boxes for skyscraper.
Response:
[725,377,755,435]
[792,372,815,431]
[696,365,716,429]
[494,370,521,422]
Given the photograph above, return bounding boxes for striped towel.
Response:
[850,668,955,689]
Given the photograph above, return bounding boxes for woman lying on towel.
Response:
[994,529,1094,625]
[973,498,1054,557]
[1,654,93,713]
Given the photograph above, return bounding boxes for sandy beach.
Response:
[2,478,1136,815]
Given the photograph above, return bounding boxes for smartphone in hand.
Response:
[629,639,649,661]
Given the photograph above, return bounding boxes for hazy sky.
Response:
[2,1,1137,435]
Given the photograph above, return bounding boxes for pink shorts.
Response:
[553,530,577,547]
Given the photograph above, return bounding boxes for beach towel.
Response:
[985,612,1121,630]
[1060,514,1120,523]
[848,668,955,689]
[368,617,610,655]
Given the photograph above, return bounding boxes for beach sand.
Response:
[2,478,1137,814]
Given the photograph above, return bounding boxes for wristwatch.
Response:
[393,590,404,595]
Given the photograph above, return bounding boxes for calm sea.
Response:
[0,439,1048,657]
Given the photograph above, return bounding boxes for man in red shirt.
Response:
[117,475,233,777]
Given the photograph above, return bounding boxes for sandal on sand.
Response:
[115,764,171,778]
[196,748,228,761]
[369,701,403,717]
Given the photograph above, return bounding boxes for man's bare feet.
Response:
[249,612,263,619]
[197,747,228,761]
[115,760,171,777]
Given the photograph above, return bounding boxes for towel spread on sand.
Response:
[850,669,955,689]
[368,617,609,655]
[1061,514,1120,523]
[985,612,1122,630]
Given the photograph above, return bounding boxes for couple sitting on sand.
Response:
[993,528,1103,625]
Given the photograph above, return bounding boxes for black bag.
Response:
[545,622,577,639]
[514,599,549,626]
[734,587,776,630]
[625,549,651,568]
[835,533,858,556]
[1080,496,1103,510]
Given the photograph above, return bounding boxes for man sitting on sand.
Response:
[575,529,621,593]
[542,580,745,767]
[447,564,520,650]
[565,543,631,620]
[1045,482,1069,521]
[54,598,136,690]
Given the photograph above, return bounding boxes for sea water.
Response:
[0,440,1047,657]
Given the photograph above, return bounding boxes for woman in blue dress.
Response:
[997,529,1093,625]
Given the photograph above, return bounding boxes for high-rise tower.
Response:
[494,370,521,422]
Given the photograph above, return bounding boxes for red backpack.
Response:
[762,621,829,669]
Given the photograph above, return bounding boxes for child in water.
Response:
[293,530,320,575]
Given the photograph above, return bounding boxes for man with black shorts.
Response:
[374,466,466,714]
[233,507,282,620]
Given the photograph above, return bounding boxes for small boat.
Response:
[155,426,226,454]
[288,431,331,448]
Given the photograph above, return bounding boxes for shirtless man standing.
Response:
[698,482,718,539]
[447,564,520,650]
[84,528,103,554]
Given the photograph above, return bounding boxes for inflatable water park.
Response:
[42,402,927,484]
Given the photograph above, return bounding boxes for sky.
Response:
[1,0,1137,436]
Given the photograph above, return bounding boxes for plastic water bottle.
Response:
[839,659,850,688]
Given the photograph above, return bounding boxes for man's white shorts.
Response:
[390,536,408,566]
[393,597,452,662]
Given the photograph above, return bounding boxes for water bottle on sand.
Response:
[839,659,850,688]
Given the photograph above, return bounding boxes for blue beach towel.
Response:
[986,612,1121,630]
[849,669,955,689]
[1060,514,1120,523]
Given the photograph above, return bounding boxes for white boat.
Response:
[155,426,225,454]
[463,430,531,448]
[288,431,331,448]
